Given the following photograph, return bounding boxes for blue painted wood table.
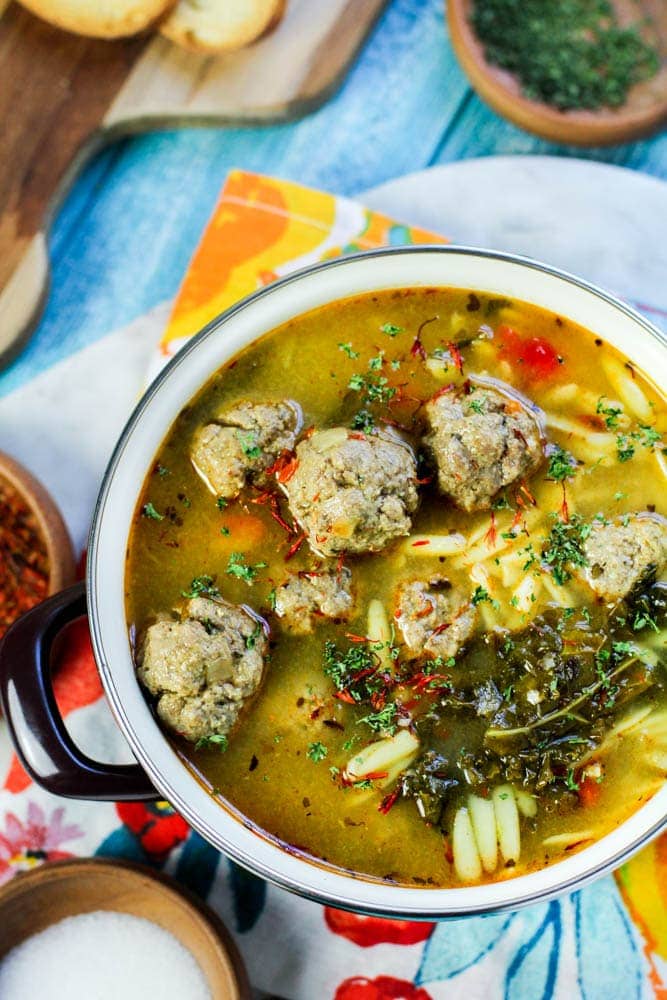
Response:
[1,0,665,401]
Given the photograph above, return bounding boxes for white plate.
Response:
[363,156,667,328]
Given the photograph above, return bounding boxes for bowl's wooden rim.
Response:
[0,857,251,998]
[447,0,667,147]
[0,449,76,595]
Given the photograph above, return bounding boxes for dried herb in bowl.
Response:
[471,0,660,111]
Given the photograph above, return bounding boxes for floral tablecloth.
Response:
[1,171,665,999]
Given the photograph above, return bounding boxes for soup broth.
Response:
[126,288,667,887]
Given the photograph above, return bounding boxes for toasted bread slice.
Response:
[161,0,284,53]
[17,0,175,38]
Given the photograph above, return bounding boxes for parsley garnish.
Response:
[226,552,267,585]
[357,702,398,735]
[195,734,228,752]
[351,409,375,434]
[547,444,576,482]
[616,433,635,462]
[220,526,231,536]
[637,423,662,449]
[596,396,623,429]
[323,640,391,703]
[471,585,492,606]
[492,493,512,511]
[216,497,228,510]
[307,741,328,762]
[237,430,262,459]
[380,323,403,337]
[142,502,164,521]
[245,623,263,650]
[338,342,360,359]
[565,769,579,792]
[616,423,663,463]
[468,398,485,414]
[542,513,591,584]
[633,609,659,633]
[348,355,397,406]
[182,575,220,599]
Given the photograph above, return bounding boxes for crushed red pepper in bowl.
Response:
[0,475,50,639]
[0,451,75,645]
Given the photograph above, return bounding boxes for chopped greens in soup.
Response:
[126,288,667,887]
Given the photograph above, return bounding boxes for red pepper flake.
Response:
[263,450,299,484]
[0,476,50,638]
[348,432,367,441]
[378,787,400,814]
[380,417,411,432]
[411,539,430,547]
[345,632,372,644]
[411,672,451,693]
[484,510,497,548]
[519,481,537,506]
[370,691,388,711]
[349,666,377,682]
[270,505,294,536]
[560,482,570,523]
[414,604,433,620]
[414,476,433,485]
[335,690,356,705]
[410,336,427,361]
[430,622,451,637]
[362,771,389,782]
[252,488,295,536]
[285,534,306,560]
[430,384,456,405]
[335,552,346,582]
[276,455,299,483]
[444,838,454,865]
[447,341,464,375]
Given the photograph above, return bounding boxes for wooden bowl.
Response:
[447,0,667,146]
[0,449,76,601]
[0,858,251,998]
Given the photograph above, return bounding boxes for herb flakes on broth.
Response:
[126,288,667,888]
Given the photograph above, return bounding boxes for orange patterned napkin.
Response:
[150,169,445,374]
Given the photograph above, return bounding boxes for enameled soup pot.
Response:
[1,247,665,918]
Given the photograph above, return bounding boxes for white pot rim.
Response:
[88,245,667,918]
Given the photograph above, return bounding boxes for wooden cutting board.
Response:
[0,0,389,369]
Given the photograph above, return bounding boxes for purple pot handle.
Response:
[0,582,157,800]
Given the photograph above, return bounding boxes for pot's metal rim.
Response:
[87,244,667,918]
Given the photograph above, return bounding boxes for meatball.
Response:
[191,399,300,499]
[137,596,267,742]
[422,384,544,511]
[583,514,667,602]
[273,566,354,634]
[395,577,477,660]
[284,428,419,556]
